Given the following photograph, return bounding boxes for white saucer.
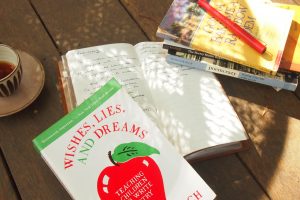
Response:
[0,50,45,117]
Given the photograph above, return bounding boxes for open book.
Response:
[156,0,294,75]
[58,42,249,161]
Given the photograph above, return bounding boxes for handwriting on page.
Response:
[70,56,140,92]
[66,45,148,106]
[135,43,194,95]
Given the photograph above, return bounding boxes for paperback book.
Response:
[156,0,294,75]
[33,78,216,200]
[164,40,298,91]
[57,42,249,161]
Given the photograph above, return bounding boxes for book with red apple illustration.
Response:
[33,78,216,200]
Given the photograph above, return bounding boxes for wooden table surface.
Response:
[0,0,299,199]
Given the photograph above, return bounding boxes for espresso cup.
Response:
[0,44,23,97]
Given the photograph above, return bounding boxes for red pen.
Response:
[198,0,266,54]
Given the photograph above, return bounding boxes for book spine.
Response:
[166,54,298,91]
[164,42,276,75]
[163,43,219,60]
[170,48,300,77]
[166,44,300,75]
[166,45,299,81]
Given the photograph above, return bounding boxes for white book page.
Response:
[65,43,155,113]
[135,42,247,156]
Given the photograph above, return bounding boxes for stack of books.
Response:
[156,0,300,91]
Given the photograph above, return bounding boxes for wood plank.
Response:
[30,0,148,54]
[192,155,269,200]
[217,76,300,119]
[0,0,70,199]
[232,98,300,199]
[121,0,173,41]
[0,148,19,200]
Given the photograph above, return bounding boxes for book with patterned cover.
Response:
[156,0,294,75]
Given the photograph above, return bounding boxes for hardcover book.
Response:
[33,78,216,200]
[57,42,249,162]
[156,0,294,75]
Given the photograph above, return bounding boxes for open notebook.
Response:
[58,42,249,161]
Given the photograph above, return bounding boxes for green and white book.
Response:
[33,78,216,200]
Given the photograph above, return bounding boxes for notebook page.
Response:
[135,42,247,156]
[65,43,155,113]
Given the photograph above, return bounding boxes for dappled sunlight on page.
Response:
[135,42,247,156]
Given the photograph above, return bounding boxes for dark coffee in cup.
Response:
[0,61,15,79]
[0,44,22,97]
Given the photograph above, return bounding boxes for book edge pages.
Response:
[58,56,77,113]
[166,54,298,91]
[163,40,299,91]
[185,140,250,163]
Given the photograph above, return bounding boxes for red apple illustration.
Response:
[97,142,166,200]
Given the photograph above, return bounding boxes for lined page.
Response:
[66,43,155,113]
